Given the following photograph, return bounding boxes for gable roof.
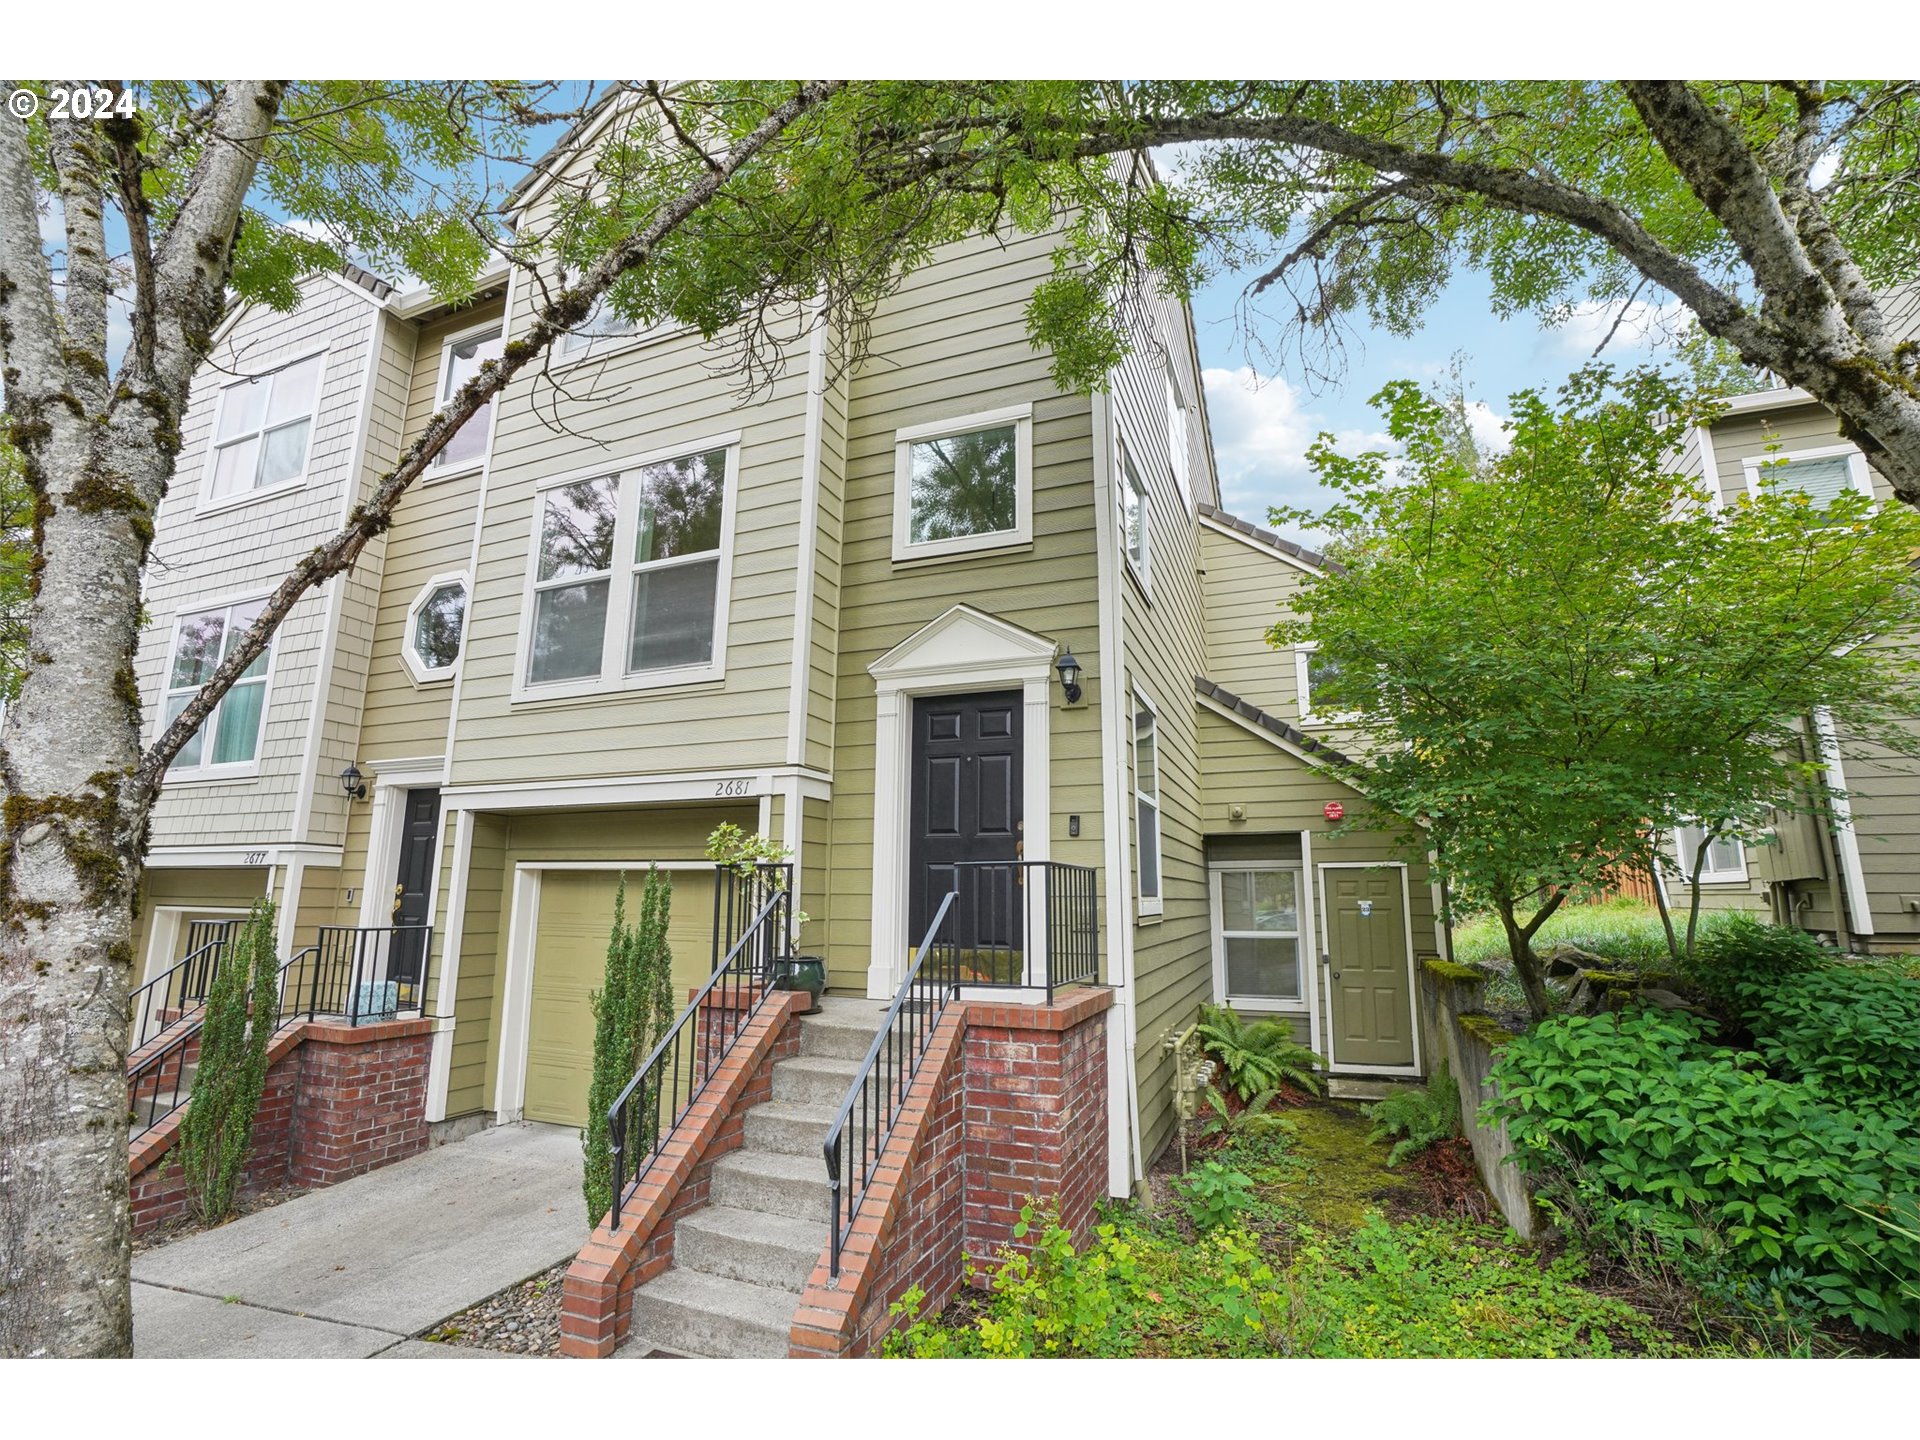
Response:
[1193,675,1354,770]
[1197,503,1341,574]
[339,261,396,301]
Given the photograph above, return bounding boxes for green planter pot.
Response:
[770,955,826,1015]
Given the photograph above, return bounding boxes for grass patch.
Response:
[1452,898,1749,970]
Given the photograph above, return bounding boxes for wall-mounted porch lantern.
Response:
[339,762,367,801]
[1055,645,1083,705]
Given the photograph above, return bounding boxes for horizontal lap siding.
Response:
[141,278,384,850]
[131,866,273,975]
[821,229,1103,995]
[1110,279,1213,1169]
[446,812,508,1118]
[1199,525,1310,717]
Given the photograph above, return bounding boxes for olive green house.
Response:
[130,98,1444,1204]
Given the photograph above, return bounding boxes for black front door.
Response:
[908,693,1023,974]
[392,787,440,997]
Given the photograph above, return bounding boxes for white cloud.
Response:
[1202,366,1391,540]
[1541,297,1689,360]
[1461,398,1509,455]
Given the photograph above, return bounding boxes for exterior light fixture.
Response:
[340,762,367,801]
[1055,646,1083,705]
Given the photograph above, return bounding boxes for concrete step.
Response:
[771,1054,862,1109]
[742,1100,839,1158]
[625,1267,797,1359]
[799,1002,888,1061]
[710,1149,831,1220]
[674,1205,824,1293]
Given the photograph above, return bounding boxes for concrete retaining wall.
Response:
[1416,961,1535,1240]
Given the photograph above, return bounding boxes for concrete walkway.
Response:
[133,1123,584,1358]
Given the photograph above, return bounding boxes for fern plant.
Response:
[1195,1004,1324,1101]
[1198,1085,1297,1144]
[1364,1062,1460,1167]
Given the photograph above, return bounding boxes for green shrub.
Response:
[582,869,676,1225]
[1738,967,1920,1117]
[1177,1160,1259,1231]
[1487,1008,1920,1339]
[1686,913,1828,1007]
[1198,1085,1297,1149]
[1364,1062,1459,1167]
[1195,1004,1324,1101]
[174,898,280,1227]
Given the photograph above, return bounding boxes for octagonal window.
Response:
[406,577,467,680]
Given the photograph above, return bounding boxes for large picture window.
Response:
[519,441,735,698]
[162,599,272,776]
[892,405,1033,562]
[205,354,323,506]
[1211,866,1304,1009]
[1134,690,1162,913]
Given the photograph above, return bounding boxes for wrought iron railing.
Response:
[128,919,242,1055]
[125,924,433,1140]
[822,891,960,1279]
[945,860,1099,1000]
[607,887,791,1228]
[711,861,792,973]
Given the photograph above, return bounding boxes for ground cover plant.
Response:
[1453,898,1744,972]
[885,1096,1699,1358]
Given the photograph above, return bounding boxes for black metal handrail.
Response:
[822,891,960,1279]
[947,860,1099,1000]
[607,887,790,1228]
[128,920,242,1053]
[710,861,792,973]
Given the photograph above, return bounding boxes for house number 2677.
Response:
[713,778,750,798]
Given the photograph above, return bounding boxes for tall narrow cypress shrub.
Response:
[174,897,281,1227]
[582,868,675,1225]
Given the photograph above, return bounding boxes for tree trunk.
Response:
[1494,898,1554,1022]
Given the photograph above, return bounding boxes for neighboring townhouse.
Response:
[131,108,1444,1219]
[1668,364,1920,955]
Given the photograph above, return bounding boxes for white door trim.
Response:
[139,905,252,986]
[866,605,1058,999]
[1316,860,1423,1078]
[424,808,473,1123]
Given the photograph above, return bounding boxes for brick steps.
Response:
[616,1000,882,1359]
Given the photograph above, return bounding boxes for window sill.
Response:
[1124,560,1152,604]
[194,475,308,520]
[1219,996,1309,1015]
[161,765,263,788]
[423,460,485,485]
[550,320,698,373]
[890,536,1033,569]
[1136,899,1164,924]
[508,664,727,708]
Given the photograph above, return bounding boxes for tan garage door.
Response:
[523,868,716,1127]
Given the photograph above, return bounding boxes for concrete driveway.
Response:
[133,1123,585,1358]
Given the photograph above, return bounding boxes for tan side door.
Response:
[1321,865,1416,1070]
[523,868,715,1127]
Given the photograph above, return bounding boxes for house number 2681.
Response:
[713,778,750,798]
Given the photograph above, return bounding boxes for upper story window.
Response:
[206,353,322,507]
[1165,365,1192,508]
[403,574,468,683]
[518,440,736,699]
[1674,825,1749,884]
[433,325,504,473]
[1743,444,1875,514]
[1119,436,1150,589]
[1134,689,1163,914]
[162,599,271,777]
[1295,643,1354,725]
[560,293,642,355]
[892,404,1033,563]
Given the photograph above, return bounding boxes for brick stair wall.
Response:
[128,1016,433,1237]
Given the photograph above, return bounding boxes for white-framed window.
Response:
[1673,824,1749,884]
[1294,643,1355,725]
[891,404,1034,563]
[513,437,737,701]
[159,597,273,778]
[1210,864,1306,1011]
[402,572,469,684]
[1133,688,1163,915]
[1742,443,1875,512]
[1165,363,1192,509]
[1118,434,1150,590]
[202,352,324,509]
[431,324,504,474]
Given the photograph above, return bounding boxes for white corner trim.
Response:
[890,404,1034,564]
[1694,424,1723,512]
[786,313,831,766]
[865,606,1057,999]
[491,865,544,1123]
[1812,706,1876,938]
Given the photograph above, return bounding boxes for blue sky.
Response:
[1188,262,1687,540]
